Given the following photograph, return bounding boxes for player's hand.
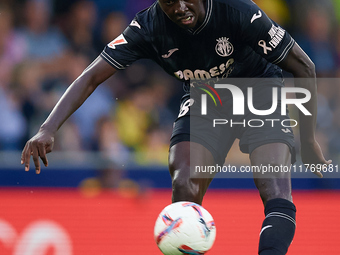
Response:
[300,139,332,178]
[21,129,55,174]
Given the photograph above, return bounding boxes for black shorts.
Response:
[170,78,296,165]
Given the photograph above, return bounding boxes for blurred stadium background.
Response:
[0,0,340,254]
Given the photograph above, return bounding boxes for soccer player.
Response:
[21,0,331,254]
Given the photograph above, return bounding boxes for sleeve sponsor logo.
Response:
[268,24,285,48]
[108,34,128,49]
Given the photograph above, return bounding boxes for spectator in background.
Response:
[0,87,27,150]
[19,0,69,79]
[55,121,83,152]
[0,5,28,149]
[62,0,98,59]
[112,68,177,156]
[289,1,338,77]
[13,60,63,142]
[96,12,128,53]
[93,116,129,188]
[147,74,177,129]
[114,86,154,151]
[298,7,337,77]
[95,117,130,166]
[0,5,27,150]
[134,128,171,166]
[133,73,177,166]
[0,5,27,86]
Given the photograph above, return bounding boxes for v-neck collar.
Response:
[187,0,213,35]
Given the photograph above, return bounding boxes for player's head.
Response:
[158,0,206,30]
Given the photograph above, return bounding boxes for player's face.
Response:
[158,0,206,30]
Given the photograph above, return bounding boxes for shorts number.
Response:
[178,99,194,118]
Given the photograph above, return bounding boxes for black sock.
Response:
[258,198,296,255]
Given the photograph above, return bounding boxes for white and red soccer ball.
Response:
[154,201,216,255]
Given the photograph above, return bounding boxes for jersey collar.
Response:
[188,0,212,35]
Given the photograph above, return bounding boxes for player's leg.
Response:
[251,143,292,204]
[251,143,296,255]
[169,141,215,205]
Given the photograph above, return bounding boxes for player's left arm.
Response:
[278,43,332,177]
[239,3,331,176]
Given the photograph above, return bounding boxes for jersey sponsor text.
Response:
[175,59,234,81]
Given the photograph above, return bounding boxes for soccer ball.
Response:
[154,201,216,255]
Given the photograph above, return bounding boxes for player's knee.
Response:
[255,177,292,205]
[172,175,202,204]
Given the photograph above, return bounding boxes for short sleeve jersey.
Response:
[101,0,295,90]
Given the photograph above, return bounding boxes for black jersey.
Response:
[101,0,294,88]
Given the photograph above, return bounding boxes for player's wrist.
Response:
[39,123,57,135]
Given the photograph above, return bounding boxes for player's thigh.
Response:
[169,141,216,177]
[169,141,215,200]
[250,143,292,204]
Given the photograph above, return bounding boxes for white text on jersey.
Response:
[175,59,234,81]
[268,24,285,48]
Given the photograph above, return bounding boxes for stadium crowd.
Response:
[1,0,340,168]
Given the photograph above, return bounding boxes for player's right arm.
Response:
[21,8,154,174]
[21,56,117,174]
[278,44,332,177]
